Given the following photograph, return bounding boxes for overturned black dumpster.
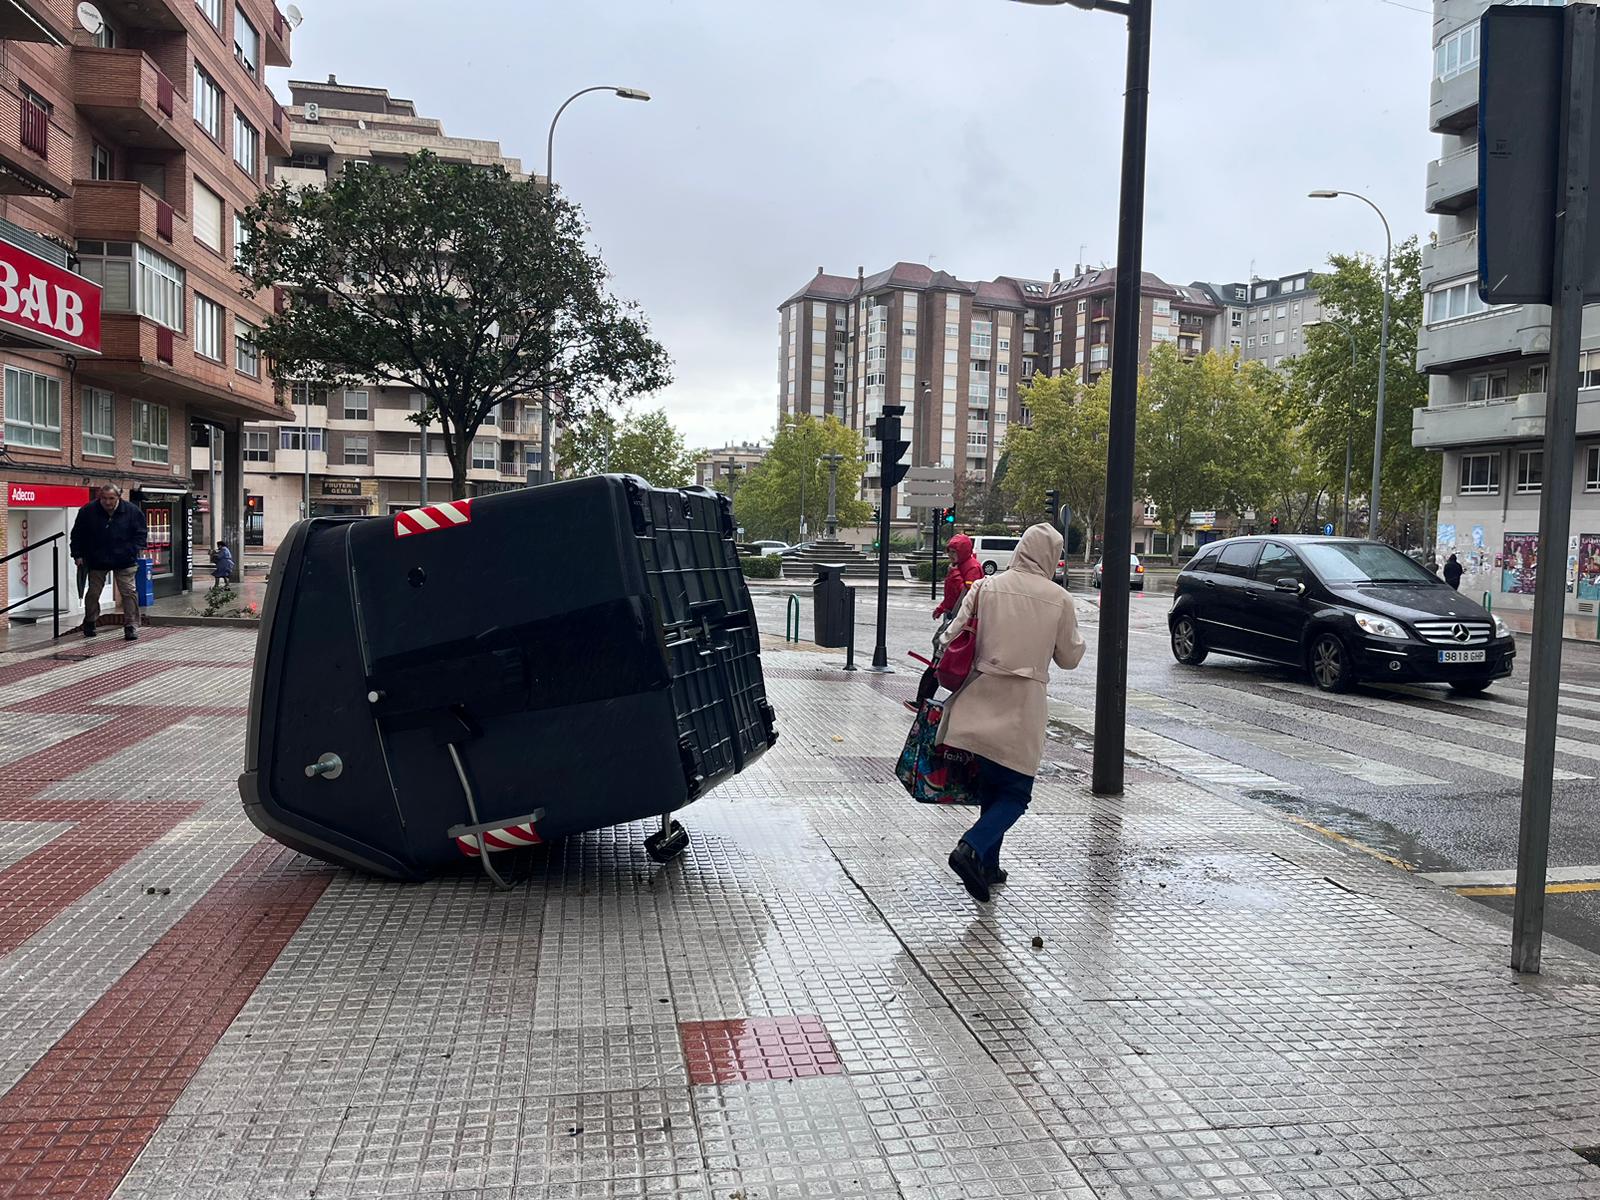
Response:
[239,475,777,882]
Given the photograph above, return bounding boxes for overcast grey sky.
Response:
[281,0,1437,448]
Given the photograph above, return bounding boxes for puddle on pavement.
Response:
[1244,789,1455,874]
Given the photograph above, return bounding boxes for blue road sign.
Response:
[1324,523,1335,536]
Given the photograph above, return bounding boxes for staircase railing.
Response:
[0,532,63,639]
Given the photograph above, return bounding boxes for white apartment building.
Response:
[1412,0,1588,634]
[242,78,545,550]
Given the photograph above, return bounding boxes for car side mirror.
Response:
[1274,577,1305,595]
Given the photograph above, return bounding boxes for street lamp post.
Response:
[821,453,843,540]
[1310,189,1392,540]
[540,85,651,487]
[1010,0,1151,797]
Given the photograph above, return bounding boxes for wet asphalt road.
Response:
[752,579,1600,961]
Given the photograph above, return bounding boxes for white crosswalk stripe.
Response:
[1128,689,1441,787]
[1049,699,1288,790]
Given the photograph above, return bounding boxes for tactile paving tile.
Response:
[679,1015,842,1085]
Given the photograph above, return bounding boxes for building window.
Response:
[1458,451,1500,495]
[132,400,169,464]
[82,386,115,456]
[1467,371,1508,403]
[1427,280,1492,325]
[243,429,270,461]
[291,381,327,410]
[196,0,221,26]
[279,426,323,452]
[136,245,185,330]
[193,177,223,252]
[1246,336,1256,349]
[1152,299,1171,317]
[233,212,250,267]
[1588,446,1600,492]
[75,241,133,311]
[233,6,260,75]
[1435,21,1479,81]
[193,293,224,360]
[18,86,48,157]
[92,143,112,180]
[1274,330,1286,345]
[1580,349,1600,389]
[342,390,368,419]
[1230,310,1242,328]
[1516,449,1543,493]
[344,434,369,465]
[1528,363,1548,394]
[471,439,496,470]
[233,112,259,176]
[235,318,259,377]
[193,65,222,142]
[3,366,61,448]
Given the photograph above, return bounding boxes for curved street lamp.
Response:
[1310,189,1392,540]
[538,85,652,484]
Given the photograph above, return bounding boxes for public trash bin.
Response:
[238,475,779,882]
[135,557,155,607]
[812,564,854,648]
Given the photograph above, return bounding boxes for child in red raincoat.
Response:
[934,534,986,619]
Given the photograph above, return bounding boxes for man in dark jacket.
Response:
[70,485,147,640]
[1443,553,1464,591]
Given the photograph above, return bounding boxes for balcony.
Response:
[268,447,328,473]
[374,451,452,480]
[1422,229,1478,289]
[0,91,69,198]
[1416,304,1548,375]
[1426,145,1477,215]
[1412,390,1551,450]
[266,5,292,67]
[73,48,183,152]
[72,180,185,247]
[1430,65,1478,134]
[0,0,70,42]
[266,93,291,158]
[93,0,185,32]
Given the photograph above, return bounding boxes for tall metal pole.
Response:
[302,394,311,520]
[1090,0,1151,797]
[419,416,430,506]
[1513,2,1594,976]
[1372,218,1393,539]
[1336,322,1358,536]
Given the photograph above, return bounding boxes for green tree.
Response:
[555,407,694,487]
[1136,346,1279,562]
[1284,239,1435,539]
[731,415,870,543]
[1002,371,1112,561]
[235,153,671,498]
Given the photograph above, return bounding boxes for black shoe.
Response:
[82,622,98,638]
[124,625,138,641]
[948,842,991,903]
[987,866,1008,885]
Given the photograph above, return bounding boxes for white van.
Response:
[970,535,1020,576]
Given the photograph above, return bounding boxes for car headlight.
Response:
[1493,614,1510,639]
[1354,613,1408,640]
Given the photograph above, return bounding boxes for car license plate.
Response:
[1438,649,1486,664]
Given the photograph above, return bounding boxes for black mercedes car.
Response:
[1167,536,1515,694]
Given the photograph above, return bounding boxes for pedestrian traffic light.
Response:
[1045,488,1060,523]
[1269,516,1280,534]
[942,507,956,525]
[873,405,911,488]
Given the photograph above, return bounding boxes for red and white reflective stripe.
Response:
[394,498,472,538]
[456,820,542,857]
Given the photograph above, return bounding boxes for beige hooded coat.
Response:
[936,523,1086,777]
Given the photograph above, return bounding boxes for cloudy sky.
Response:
[280,0,1438,448]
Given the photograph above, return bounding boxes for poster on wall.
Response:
[1579,535,1600,600]
[1437,522,1457,560]
[1502,532,1539,595]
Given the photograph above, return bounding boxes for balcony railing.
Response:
[19,100,46,156]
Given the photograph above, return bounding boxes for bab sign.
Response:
[0,237,101,355]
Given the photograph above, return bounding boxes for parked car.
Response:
[778,542,814,556]
[1166,536,1515,694]
[970,534,1020,576]
[1093,554,1145,591]
[749,540,790,557]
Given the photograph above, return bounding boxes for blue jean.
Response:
[961,756,1034,871]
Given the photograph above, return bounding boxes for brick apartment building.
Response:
[778,261,1220,537]
[0,0,294,627]
[240,78,543,550]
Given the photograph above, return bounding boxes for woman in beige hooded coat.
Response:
[937,522,1085,901]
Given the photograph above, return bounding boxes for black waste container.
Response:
[812,564,854,648]
[239,475,778,881]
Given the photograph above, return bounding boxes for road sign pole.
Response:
[930,507,940,602]
[1513,3,1595,976]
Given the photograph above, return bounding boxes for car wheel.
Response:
[1448,679,1492,696]
[982,561,997,576]
[1309,633,1352,693]
[1170,615,1207,665]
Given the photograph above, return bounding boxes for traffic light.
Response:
[942,507,956,525]
[873,405,911,488]
[1269,516,1280,534]
[1045,488,1060,522]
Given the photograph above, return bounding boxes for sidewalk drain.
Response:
[1575,1147,1600,1167]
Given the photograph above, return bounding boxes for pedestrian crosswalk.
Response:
[1048,698,1287,790]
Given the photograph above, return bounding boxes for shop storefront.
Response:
[312,477,372,518]
[130,486,192,598]
[4,482,90,621]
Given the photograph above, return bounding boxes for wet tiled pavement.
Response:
[0,629,1597,1198]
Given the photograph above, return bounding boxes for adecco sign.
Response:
[0,237,101,355]
[7,483,91,508]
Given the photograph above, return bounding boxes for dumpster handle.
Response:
[785,593,800,643]
[446,744,513,891]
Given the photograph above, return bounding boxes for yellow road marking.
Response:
[1455,881,1600,898]
[1284,815,1415,872]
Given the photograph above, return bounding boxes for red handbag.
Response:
[935,587,980,691]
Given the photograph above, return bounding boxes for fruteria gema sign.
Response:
[0,237,101,355]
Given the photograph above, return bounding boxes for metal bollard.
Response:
[843,588,858,671]
[1484,591,1493,613]
[785,594,801,643]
